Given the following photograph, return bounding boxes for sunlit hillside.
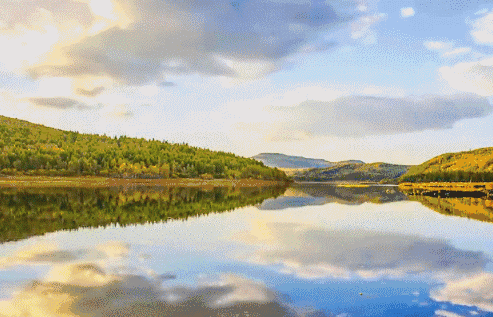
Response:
[0,116,288,181]
[400,147,493,182]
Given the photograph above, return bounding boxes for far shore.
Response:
[399,182,493,191]
[399,182,493,198]
[0,176,289,188]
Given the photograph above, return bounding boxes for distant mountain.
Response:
[252,153,363,169]
[400,147,493,182]
[293,162,411,183]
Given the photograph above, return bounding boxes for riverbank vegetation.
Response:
[0,116,288,181]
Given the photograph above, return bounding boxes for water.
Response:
[0,183,492,316]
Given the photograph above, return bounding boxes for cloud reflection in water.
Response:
[0,242,311,317]
[238,222,489,281]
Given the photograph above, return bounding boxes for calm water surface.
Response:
[0,184,492,316]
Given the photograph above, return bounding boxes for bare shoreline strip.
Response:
[0,176,289,188]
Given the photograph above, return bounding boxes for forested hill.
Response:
[400,147,493,182]
[0,116,288,181]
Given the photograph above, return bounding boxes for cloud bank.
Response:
[264,93,492,139]
[1,0,371,86]
[240,223,489,280]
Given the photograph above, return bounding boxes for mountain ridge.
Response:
[252,152,364,169]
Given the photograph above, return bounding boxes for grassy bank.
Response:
[399,182,493,199]
[0,176,290,188]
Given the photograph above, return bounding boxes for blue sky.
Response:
[1,0,493,164]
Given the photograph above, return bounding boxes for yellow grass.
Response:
[337,184,370,188]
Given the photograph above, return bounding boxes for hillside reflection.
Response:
[409,195,493,223]
[0,185,286,243]
[259,183,408,210]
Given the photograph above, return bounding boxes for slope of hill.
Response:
[0,116,288,181]
[251,153,364,169]
[292,162,410,183]
[400,147,493,182]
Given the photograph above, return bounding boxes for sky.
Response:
[1,0,493,165]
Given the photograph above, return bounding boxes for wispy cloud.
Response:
[423,41,454,51]
[471,12,493,45]
[75,86,106,97]
[28,97,91,110]
[441,47,472,58]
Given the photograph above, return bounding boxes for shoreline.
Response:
[399,182,493,198]
[399,182,493,190]
[0,176,289,188]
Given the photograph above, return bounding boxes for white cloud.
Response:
[442,47,472,58]
[434,310,465,317]
[102,104,134,119]
[471,12,493,45]
[424,41,454,51]
[37,77,72,97]
[400,7,415,18]
[351,13,386,45]
[431,273,493,313]
[475,8,489,15]
[139,84,160,97]
[440,56,493,96]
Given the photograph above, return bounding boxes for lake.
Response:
[0,183,492,317]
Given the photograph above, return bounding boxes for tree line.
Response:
[400,170,493,183]
[0,116,288,181]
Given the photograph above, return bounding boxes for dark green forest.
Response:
[0,116,287,181]
[0,185,286,242]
